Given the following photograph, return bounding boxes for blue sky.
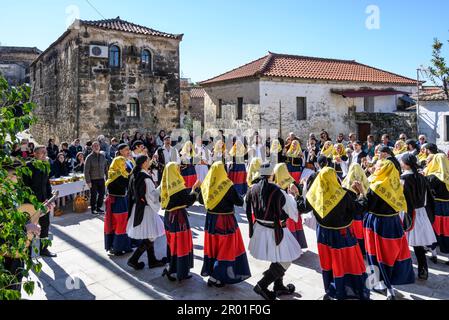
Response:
[1,0,448,83]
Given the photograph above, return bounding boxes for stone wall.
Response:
[30,25,181,144]
[0,46,41,86]
[355,111,418,142]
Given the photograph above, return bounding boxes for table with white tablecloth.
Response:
[51,180,90,208]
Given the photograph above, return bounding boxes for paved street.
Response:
[23,204,449,301]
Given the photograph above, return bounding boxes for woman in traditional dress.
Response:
[179,141,198,192]
[269,138,284,165]
[342,163,369,256]
[400,154,437,279]
[247,157,262,189]
[126,155,166,270]
[320,141,335,163]
[363,159,415,300]
[105,144,133,256]
[199,162,251,287]
[273,163,308,250]
[297,167,369,300]
[285,139,304,183]
[228,140,248,196]
[424,153,449,263]
[332,143,348,180]
[160,162,201,282]
[394,140,408,162]
[212,140,226,164]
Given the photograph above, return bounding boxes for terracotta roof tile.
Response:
[81,17,183,40]
[200,52,416,85]
[190,87,205,98]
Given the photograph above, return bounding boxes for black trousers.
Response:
[90,179,105,211]
[39,213,50,239]
[414,246,428,271]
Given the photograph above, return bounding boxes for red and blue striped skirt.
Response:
[317,225,370,300]
[228,163,248,196]
[104,195,132,253]
[433,200,449,254]
[286,163,302,183]
[201,213,251,284]
[286,216,308,249]
[164,208,194,280]
[181,165,197,192]
[350,212,366,256]
[363,212,415,289]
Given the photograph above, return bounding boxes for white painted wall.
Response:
[259,79,415,140]
[417,100,449,153]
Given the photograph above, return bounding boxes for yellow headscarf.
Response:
[394,141,407,155]
[286,140,302,158]
[273,163,295,190]
[247,157,262,187]
[418,149,428,163]
[229,140,246,157]
[306,167,347,219]
[201,161,233,210]
[333,143,347,159]
[270,139,282,154]
[368,160,407,212]
[424,153,449,192]
[342,163,369,195]
[321,141,335,158]
[106,156,130,187]
[160,162,186,210]
[180,141,195,158]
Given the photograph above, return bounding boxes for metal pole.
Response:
[416,69,420,136]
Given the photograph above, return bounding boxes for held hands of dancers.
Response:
[288,183,300,196]
[192,179,202,190]
[351,181,364,195]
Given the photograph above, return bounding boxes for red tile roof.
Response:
[200,52,417,86]
[190,87,205,98]
[81,17,183,40]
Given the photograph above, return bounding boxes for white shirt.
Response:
[162,146,180,164]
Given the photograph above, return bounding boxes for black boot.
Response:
[127,244,146,270]
[273,277,295,297]
[145,240,165,269]
[254,264,282,301]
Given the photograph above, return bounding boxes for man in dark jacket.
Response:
[84,141,108,215]
[22,146,57,258]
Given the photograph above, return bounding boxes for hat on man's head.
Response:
[259,161,274,177]
[118,143,129,151]
[132,140,144,150]
[163,135,171,141]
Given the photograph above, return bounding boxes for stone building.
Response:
[0,46,42,86]
[413,87,449,152]
[200,52,417,142]
[30,17,183,144]
[180,78,205,127]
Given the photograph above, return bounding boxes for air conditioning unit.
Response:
[89,45,109,58]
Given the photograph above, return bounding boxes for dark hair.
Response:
[86,141,93,147]
[317,155,329,168]
[131,155,149,176]
[76,152,84,162]
[132,140,144,150]
[401,154,419,175]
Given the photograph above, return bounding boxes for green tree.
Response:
[429,38,449,101]
[0,75,47,300]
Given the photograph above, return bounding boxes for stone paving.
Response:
[22,204,449,300]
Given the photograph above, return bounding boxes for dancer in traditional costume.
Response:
[363,159,415,300]
[228,140,248,196]
[400,154,437,279]
[247,157,262,189]
[342,163,370,256]
[273,163,308,249]
[424,153,449,262]
[269,138,284,165]
[180,141,198,192]
[297,167,370,300]
[127,155,166,270]
[199,162,251,287]
[246,162,302,300]
[393,140,408,162]
[332,143,348,180]
[161,162,201,281]
[285,140,303,183]
[212,140,226,164]
[105,144,133,256]
[193,136,211,182]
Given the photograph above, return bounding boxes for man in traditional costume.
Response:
[245,162,302,300]
[198,162,251,287]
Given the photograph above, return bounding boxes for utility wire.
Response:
[85,0,106,19]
